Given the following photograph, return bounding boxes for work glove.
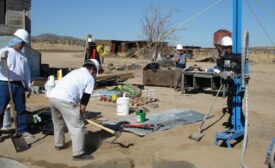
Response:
[0,51,8,60]
[33,114,42,124]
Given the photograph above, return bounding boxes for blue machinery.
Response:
[214,0,249,148]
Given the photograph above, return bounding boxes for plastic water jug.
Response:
[116,93,129,116]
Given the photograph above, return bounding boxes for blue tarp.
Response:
[103,109,211,136]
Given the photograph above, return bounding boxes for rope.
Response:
[255,0,275,16]
[240,81,249,168]
[245,0,275,47]
[176,0,224,30]
[240,31,249,168]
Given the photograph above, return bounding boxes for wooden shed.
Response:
[0,0,41,78]
[0,0,31,35]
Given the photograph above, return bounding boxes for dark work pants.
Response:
[174,64,185,89]
[0,81,27,133]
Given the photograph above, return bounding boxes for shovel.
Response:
[2,54,29,152]
[85,119,121,143]
[189,84,223,142]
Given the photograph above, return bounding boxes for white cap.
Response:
[83,59,100,73]
[176,44,183,50]
[14,29,30,43]
[221,36,232,46]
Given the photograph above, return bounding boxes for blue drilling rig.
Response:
[214,0,250,148]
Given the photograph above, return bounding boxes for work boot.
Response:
[55,145,65,151]
[73,153,94,161]
[0,127,15,135]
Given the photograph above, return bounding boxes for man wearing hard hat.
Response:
[217,36,233,68]
[218,36,245,128]
[174,44,187,91]
[0,29,33,142]
[48,59,99,161]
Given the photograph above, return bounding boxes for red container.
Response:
[213,29,231,46]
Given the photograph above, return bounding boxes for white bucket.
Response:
[116,96,130,116]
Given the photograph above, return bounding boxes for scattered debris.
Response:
[106,63,141,71]
[148,103,159,108]
[185,64,204,72]
[195,56,216,62]
[130,97,158,107]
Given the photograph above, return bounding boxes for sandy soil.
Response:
[0,50,275,168]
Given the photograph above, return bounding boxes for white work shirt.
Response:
[0,47,31,90]
[49,67,95,105]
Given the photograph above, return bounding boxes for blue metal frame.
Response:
[233,0,242,54]
[214,0,244,148]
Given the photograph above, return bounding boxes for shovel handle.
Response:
[86,119,116,135]
[3,58,18,134]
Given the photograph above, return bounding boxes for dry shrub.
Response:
[249,54,275,63]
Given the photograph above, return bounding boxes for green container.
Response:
[136,111,146,123]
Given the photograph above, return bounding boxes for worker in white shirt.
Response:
[0,29,33,142]
[48,59,99,161]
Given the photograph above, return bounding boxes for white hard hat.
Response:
[83,59,100,73]
[221,36,232,46]
[87,37,92,42]
[14,29,30,43]
[176,44,183,50]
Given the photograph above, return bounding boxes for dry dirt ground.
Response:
[0,50,275,168]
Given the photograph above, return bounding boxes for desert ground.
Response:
[0,47,275,168]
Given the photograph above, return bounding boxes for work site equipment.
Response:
[189,84,223,142]
[214,0,250,149]
[122,123,162,132]
[83,34,104,74]
[13,29,30,43]
[86,119,121,143]
[2,51,29,152]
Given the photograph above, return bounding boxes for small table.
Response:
[181,71,226,96]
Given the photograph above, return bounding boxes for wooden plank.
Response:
[96,72,134,82]
[32,79,47,87]
[0,26,16,34]
[6,10,24,27]
[6,0,23,10]
[130,97,158,107]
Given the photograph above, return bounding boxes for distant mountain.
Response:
[32,33,83,41]
[32,33,84,46]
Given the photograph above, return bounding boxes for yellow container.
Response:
[111,94,117,102]
[57,69,63,80]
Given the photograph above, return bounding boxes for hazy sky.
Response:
[32,0,275,47]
